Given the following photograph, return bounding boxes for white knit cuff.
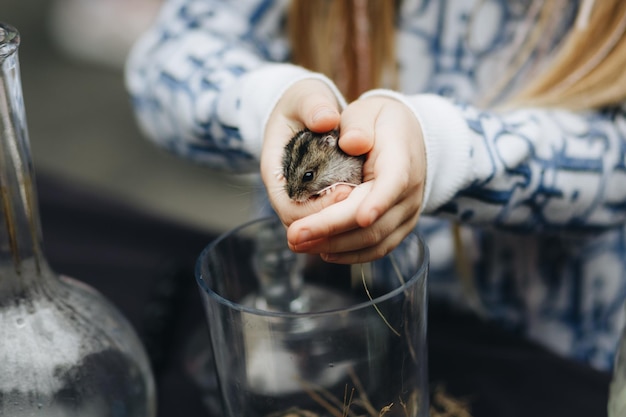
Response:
[359,90,473,213]
[237,63,347,157]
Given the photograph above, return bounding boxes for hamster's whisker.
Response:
[301,198,316,209]
[315,182,359,196]
[269,184,288,199]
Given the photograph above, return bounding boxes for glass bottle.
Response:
[0,22,156,416]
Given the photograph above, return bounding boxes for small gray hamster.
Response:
[282,129,365,202]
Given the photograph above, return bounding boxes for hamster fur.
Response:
[282,129,365,202]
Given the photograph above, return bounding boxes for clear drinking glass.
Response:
[196,217,429,417]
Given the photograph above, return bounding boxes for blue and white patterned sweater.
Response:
[126,0,626,370]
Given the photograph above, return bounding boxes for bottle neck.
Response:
[0,23,47,294]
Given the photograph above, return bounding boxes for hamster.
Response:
[282,129,365,202]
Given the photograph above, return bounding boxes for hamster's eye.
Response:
[302,171,314,183]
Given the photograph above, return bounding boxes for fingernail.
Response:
[322,253,338,262]
[296,230,311,244]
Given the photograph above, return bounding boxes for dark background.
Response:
[2,0,255,233]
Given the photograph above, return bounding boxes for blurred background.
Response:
[2,0,256,233]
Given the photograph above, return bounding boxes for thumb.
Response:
[338,100,378,156]
[286,79,342,132]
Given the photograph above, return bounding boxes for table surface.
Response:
[38,173,612,417]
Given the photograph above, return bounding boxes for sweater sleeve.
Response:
[361,90,626,232]
[125,0,344,172]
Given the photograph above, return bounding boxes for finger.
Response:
[356,105,425,228]
[269,183,353,227]
[291,194,417,255]
[321,216,418,264]
[338,101,377,155]
[356,146,412,228]
[338,129,374,156]
[301,96,340,132]
[287,183,372,246]
[289,80,341,132]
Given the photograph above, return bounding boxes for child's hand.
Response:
[286,96,426,264]
[261,79,352,226]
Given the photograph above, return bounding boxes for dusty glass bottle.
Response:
[0,22,156,416]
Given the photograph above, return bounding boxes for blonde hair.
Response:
[509,0,626,109]
[288,0,397,102]
[288,0,626,110]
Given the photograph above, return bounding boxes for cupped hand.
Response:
[261,78,352,226]
[286,96,427,264]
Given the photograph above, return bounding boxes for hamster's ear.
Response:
[321,134,337,148]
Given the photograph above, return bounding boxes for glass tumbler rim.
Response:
[195,216,429,318]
